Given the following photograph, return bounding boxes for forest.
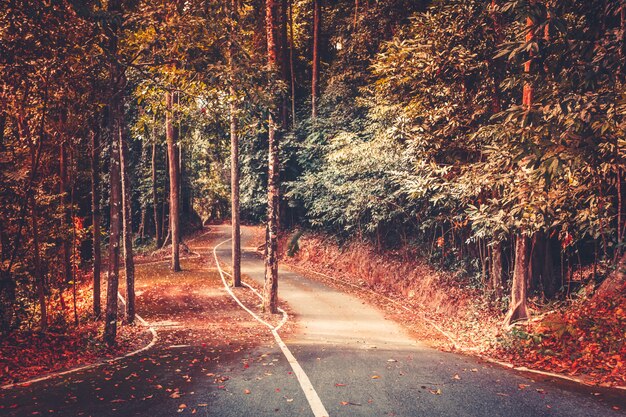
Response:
[1,0,625,397]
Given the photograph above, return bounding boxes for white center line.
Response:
[213,237,330,417]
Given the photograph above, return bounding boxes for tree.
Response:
[119,95,136,324]
[229,0,242,287]
[104,0,124,347]
[504,0,538,326]
[91,124,102,319]
[263,0,282,313]
[311,0,321,119]
[166,90,181,272]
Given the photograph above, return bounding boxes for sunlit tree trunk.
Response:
[119,99,135,324]
[105,102,122,347]
[505,235,530,325]
[104,0,122,346]
[166,90,181,272]
[505,1,536,326]
[229,0,242,287]
[263,0,281,313]
[311,0,321,119]
[90,126,101,319]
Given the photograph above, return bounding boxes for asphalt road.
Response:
[0,225,624,417]
[212,225,625,417]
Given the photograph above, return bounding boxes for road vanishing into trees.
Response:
[1,225,624,417]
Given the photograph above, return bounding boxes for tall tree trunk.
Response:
[263,0,281,313]
[152,138,161,247]
[166,91,181,272]
[311,0,321,119]
[280,0,290,127]
[354,0,358,29]
[229,0,242,287]
[119,101,135,324]
[504,235,530,325]
[504,1,536,326]
[288,0,296,126]
[31,195,46,331]
[104,101,122,347]
[60,142,72,288]
[91,127,102,319]
[490,241,504,298]
[104,0,122,346]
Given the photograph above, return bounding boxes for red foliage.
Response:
[497,291,626,386]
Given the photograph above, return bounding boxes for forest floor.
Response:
[0,280,151,388]
[245,226,625,388]
[0,228,290,392]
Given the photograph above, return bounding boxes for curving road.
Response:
[0,225,623,417]
[211,224,625,417]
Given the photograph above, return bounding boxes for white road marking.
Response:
[213,237,329,417]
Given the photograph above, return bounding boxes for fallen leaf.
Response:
[518,384,530,390]
[371,375,380,379]
[335,383,346,387]
[453,374,461,380]
[244,389,251,394]
[179,404,187,409]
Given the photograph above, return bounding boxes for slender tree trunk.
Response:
[490,241,503,298]
[288,0,296,127]
[31,196,46,332]
[29,138,45,330]
[229,0,242,287]
[354,0,358,29]
[91,127,102,319]
[166,91,181,272]
[119,101,135,324]
[311,0,321,119]
[505,2,536,326]
[152,138,161,247]
[104,101,122,347]
[60,142,72,288]
[504,235,530,325]
[263,0,281,313]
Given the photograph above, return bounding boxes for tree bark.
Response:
[60,142,72,288]
[31,197,46,332]
[119,101,135,324]
[91,127,102,319]
[490,241,503,298]
[166,91,181,272]
[288,0,296,127]
[104,101,122,347]
[229,0,242,287]
[152,137,161,247]
[504,235,530,325]
[504,2,536,326]
[263,0,281,313]
[311,0,321,119]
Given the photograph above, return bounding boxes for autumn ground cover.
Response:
[0,230,286,393]
[267,227,626,387]
[0,277,151,388]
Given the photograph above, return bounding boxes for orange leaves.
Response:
[498,292,626,386]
